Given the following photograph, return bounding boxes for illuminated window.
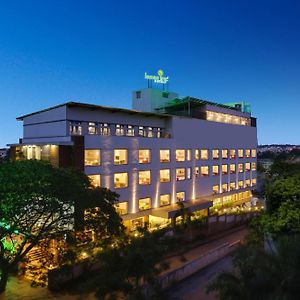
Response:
[245,179,251,187]
[212,165,219,176]
[230,149,236,159]
[116,124,125,136]
[139,149,151,164]
[139,198,151,211]
[147,127,153,138]
[230,182,236,191]
[114,173,128,188]
[114,202,128,215]
[201,166,209,177]
[212,149,219,160]
[139,170,151,185]
[222,149,228,159]
[222,164,228,175]
[201,149,209,160]
[206,110,250,126]
[70,121,82,135]
[114,149,128,165]
[126,125,134,136]
[187,149,191,161]
[230,164,236,174]
[221,183,228,193]
[195,149,200,160]
[245,149,251,158]
[238,180,244,189]
[99,123,110,135]
[160,169,170,182]
[176,149,185,162]
[238,163,244,173]
[85,150,100,166]
[25,145,41,160]
[138,126,146,137]
[213,185,219,194]
[176,192,185,202]
[187,167,192,179]
[176,168,185,181]
[245,162,251,171]
[252,178,257,186]
[252,149,257,158]
[88,175,100,187]
[195,167,200,178]
[238,149,243,158]
[88,122,97,135]
[160,149,170,163]
[252,162,257,171]
[160,194,170,206]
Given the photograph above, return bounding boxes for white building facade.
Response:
[11,88,258,229]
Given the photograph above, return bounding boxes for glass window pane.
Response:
[114,149,128,165]
[160,169,170,182]
[139,149,151,164]
[114,173,128,188]
[139,170,151,185]
[160,149,170,163]
[85,150,100,166]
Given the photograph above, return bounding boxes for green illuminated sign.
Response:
[145,69,169,84]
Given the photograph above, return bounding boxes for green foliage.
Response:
[207,235,300,300]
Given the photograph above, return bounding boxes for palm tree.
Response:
[207,235,300,300]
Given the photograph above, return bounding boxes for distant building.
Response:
[0,148,8,160]
[9,87,258,230]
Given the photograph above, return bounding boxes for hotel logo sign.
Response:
[144,69,169,84]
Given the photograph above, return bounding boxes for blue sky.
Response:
[0,0,299,147]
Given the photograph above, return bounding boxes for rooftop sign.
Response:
[145,69,169,84]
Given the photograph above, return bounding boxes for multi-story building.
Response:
[10,87,257,230]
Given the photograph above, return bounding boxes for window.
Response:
[238,149,243,158]
[201,149,209,160]
[187,149,191,161]
[221,184,228,193]
[212,149,219,160]
[160,149,170,163]
[252,149,257,158]
[138,126,146,137]
[230,182,236,191]
[136,91,141,98]
[212,165,219,176]
[201,166,209,177]
[213,185,219,194]
[114,173,128,188]
[157,128,162,138]
[139,198,151,211]
[238,163,244,173]
[85,150,100,166]
[160,194,170,206]
[222,149,228,159]
[114,149,128,165]
[245,162,251,171]
[222,164,228,175]
[70,121,82,135]
[100,123,110,135]
[114,202,128,215]
[230,164,236,174]
[160,169,170,182]
[176,192,185,202]
[139,149,151,164]
[195,167,200,178]
[187,167,192,179]
[116,124,125,136]
[138,170,151,185]
[147,127,153,138]
[245,149,251,158]
[176,149,185,162]
[230,149,236,159]
[88,122,97,135]
[238,180,244,189]
[176,168,185,181]
[245,179,251,187]
[88,175,100,187]
[252,162,257,171]
[252,178,257,186]
[126,125,135,136]
[195,149,200,160]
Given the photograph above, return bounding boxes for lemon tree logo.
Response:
[145,69,169,84]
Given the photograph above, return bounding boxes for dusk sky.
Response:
[0,0,299,147]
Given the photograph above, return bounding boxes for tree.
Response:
[207,235,300,300]
[0,160,123,293]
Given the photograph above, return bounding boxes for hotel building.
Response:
[10,87,257,229]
